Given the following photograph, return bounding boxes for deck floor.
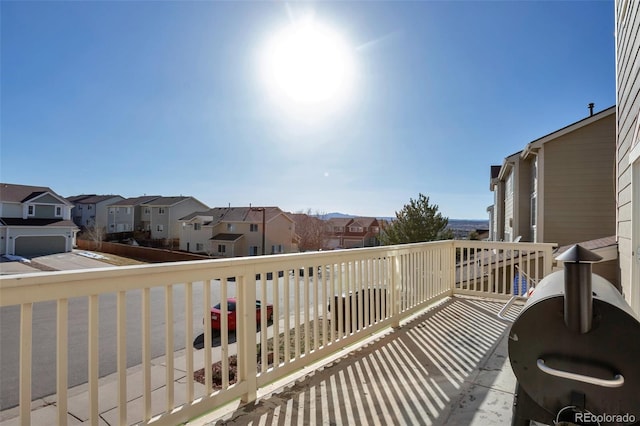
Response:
[195,296,522,426]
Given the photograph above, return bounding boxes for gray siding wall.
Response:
[616,0,640,313]
[542,113,617,247]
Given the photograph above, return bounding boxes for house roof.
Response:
[66,194,96,203]
[0,183,71,205]
[326,217,352,227]
[181,207,290,225]
[0,218,78,227]
[109,196,162,206]
[352,217,378,227]
[210,233,244,241]
[69,195,122,204]
[142,196,194,207]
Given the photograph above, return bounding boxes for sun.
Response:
[261,18,356,110]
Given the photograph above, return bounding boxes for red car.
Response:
[210,298,274,330]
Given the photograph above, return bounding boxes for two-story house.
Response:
[324,217,381,249]
[140,196,209,243]
[106,195,161,234]
[324,217,352,249]
[68,194,124,232]
[342,217,381,248]
[179,206,297,257]
[615,0,640,315]
[489,106,618,284]
[0,183,78,257]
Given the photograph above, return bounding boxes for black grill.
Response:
[508,245,640,425]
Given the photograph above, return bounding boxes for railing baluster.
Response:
[185,282,194,402]
[89,294,99,426]
[294,268,300,358]
[116,291,127,424]
[284,270,290,363]
[57,298,68,426]
[165,284,174,410]
[329,264,336,343]
[19,303,32,426]
[304,266,310,355]
[220,278,228,389]
[260,273,268,372]
[204,280,212,395]
[142,288,151,421]
[273,272,281,366]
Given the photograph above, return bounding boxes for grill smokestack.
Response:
[588,102,595,116]
[556,244,602,334]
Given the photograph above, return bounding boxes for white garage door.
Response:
[15,236,66,257]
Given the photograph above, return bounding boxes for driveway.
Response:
[0,251,112,274]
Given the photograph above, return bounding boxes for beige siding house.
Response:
[489,107,618,285]
[615,0,640,314]
[179,207,297,257]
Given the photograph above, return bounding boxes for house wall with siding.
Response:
[516,158,532,241]
[504,170,514,241]
[616,0,640,314]
[541,113,616,248]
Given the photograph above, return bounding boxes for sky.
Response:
[0,0,615,220]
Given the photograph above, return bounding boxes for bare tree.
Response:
[81,221,106,250]
[293,209,328,252]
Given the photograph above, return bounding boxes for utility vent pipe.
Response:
[588,102,595,116]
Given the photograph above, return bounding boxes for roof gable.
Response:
[0,183,71,205]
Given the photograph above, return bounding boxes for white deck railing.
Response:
[0,240,555,425]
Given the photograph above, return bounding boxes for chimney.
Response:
[588,103,595,116]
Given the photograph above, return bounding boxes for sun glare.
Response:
[262,18,356,112]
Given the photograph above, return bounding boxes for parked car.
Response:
[210,298,274,330]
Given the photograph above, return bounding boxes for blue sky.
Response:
[1,1,615,220]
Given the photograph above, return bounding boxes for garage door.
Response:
[15,236,66,257]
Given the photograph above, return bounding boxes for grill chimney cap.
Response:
[556,244,602,263]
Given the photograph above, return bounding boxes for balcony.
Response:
[0,240,555,425]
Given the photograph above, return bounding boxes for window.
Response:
[126,207,131,214]
[87,205,92,210]
[250,224,259,232]
[109,208,114,214]
[144,208,150,214]
[349,226,363,233]
[227,223,234,232]
[55,206,62,217]
[249,246,258,256]
[158,208,165,215]
[157,224,164,232]
[196,243,204,251]
[194,223,202,230]
[271,244,283,254]
[218,244,226,253]
[28,205,35,216]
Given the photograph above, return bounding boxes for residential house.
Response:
[140,196,209,242]
[68,194,124,232]
[324,217,352,249]
[179,206,297,257]
[106,195,161,234]
[342,217,381,248]
[0,183,78,256]
[615,0,640,315]
[489,106,618,284]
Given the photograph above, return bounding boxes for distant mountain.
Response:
[319,213,488,228]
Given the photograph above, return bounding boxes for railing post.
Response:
[449,241,457,295]
[543,244,554,276]
[391,253,401,328]
[239,268,257,403]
